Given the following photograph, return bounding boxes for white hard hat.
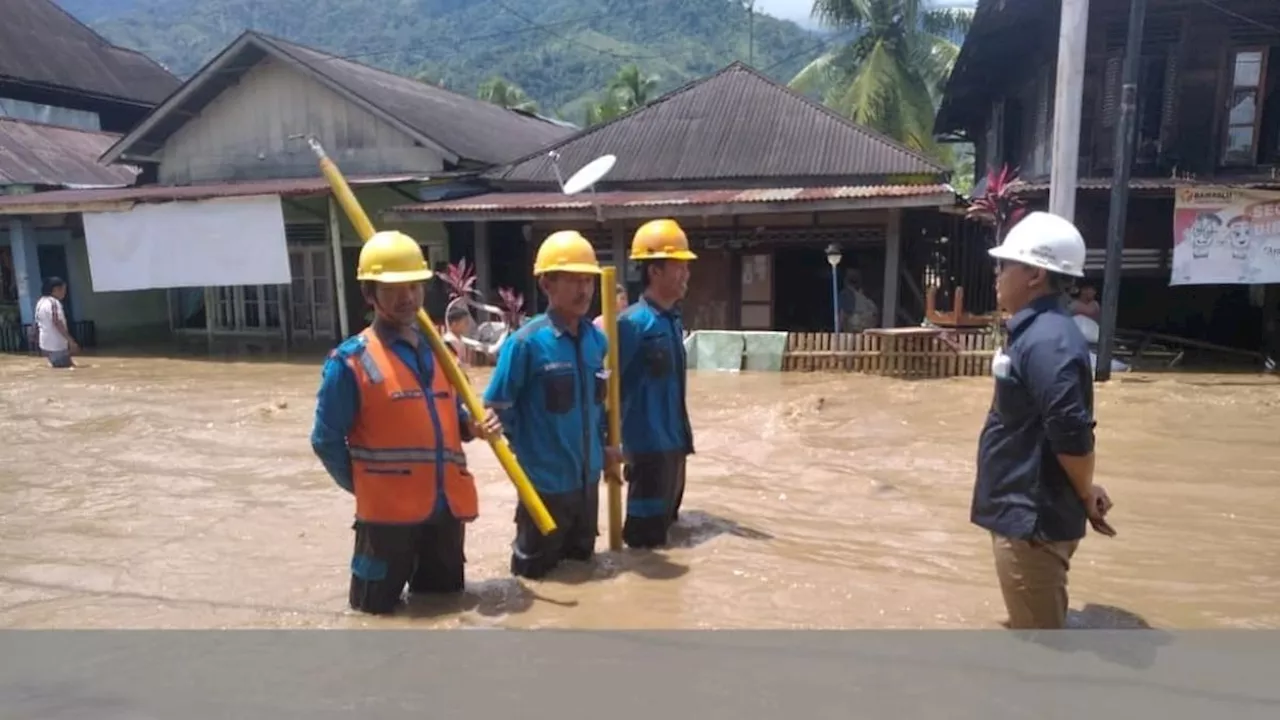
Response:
[988,211,1086,278]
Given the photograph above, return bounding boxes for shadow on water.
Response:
[667,510,775,549]
[539,550,691,588]
[1013,604,1171,670]
[401,577,543,619]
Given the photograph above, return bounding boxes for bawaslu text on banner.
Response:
[1171,185,1280,285]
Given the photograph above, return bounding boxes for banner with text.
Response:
[1171,185,1280,285]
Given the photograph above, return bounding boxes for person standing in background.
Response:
[34,276,78,369]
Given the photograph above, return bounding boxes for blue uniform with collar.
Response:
[310,325,474,612]
[483,311,608,578]
[973,294,1094,543]
[617,296,695,455]
[615,295,694,547]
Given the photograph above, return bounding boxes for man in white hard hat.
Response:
[972,210,1116,630]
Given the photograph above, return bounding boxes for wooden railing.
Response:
[782,327,996,378]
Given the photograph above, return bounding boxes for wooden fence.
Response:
[782,327,997,378]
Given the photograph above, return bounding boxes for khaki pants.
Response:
[991,533,1080,629]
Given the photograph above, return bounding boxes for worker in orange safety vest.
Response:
[310,230,501,615]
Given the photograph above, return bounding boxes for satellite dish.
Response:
[560,154,616,196]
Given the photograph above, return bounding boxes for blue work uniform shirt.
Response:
[310,324,473,517]
[972,294,1095,543]
[617,295,694,456]
[483,312,608,495]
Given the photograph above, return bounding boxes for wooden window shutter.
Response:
[1095,52,1124,169]
[1160,51,1179,150]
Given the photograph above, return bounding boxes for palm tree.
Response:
[789,0,973,155]
[584,92,626,126]
[608,64,660,112]
[476,76,539,114]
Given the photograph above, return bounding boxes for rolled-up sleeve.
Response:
[311,353,359,493]
[1019,337,1095,456]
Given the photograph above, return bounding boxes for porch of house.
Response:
[0,177,453,357]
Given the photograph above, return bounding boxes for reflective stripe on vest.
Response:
[345,328,478,524]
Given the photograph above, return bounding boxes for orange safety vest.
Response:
[343,328,478,524]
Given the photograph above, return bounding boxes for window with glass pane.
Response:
[1223,50,1267,165]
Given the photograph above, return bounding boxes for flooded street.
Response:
[1,352,1278,630]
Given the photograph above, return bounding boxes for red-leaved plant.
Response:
[965,164,1028,247]
[497,287,526,329]
[438,259,477,301]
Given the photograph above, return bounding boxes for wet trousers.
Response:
[991,533,1080,629]
[348,515,466,615]
[622,451,687,548]
[511,483,599,579]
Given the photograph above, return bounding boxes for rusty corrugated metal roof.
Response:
[0,173,430,215]
[0,117,139,187]
[0,0,180,105]
[389,184,955,219]
[488,62,948,188]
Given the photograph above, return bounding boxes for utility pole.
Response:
[1049,0,1090,221]
[1095,0,1147,382]
[745,0,755,65]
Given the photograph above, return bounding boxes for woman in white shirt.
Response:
[34,276,78,369]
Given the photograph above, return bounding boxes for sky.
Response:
[754,0,978,28]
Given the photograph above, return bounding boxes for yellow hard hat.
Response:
[630,218,698,261]
[533,230,603,276]
[356,230,433,283]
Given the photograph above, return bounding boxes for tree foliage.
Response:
[62,0,820,118]
[789,0,972,158]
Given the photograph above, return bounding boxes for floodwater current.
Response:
[1,353,1278,629]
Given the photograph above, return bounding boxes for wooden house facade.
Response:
[935,0,1280,355]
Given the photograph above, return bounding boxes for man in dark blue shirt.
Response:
[974,211,1116,630]
[484,230,619,579]
[616,219,696,548]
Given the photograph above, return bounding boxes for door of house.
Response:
[289,246,335,341]
[739,252,774,330]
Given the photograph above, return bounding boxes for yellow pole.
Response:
[302,137,557,535]
[600,267,624,551]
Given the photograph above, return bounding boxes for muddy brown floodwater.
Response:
[1,352,1278,629]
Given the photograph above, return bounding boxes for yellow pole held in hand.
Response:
[302,136,557,535]
[601,266,624,551]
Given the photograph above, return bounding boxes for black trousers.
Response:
[622,451,687,549]
[348,514,466,615]
[511,483,599,579]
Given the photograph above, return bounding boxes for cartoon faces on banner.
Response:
[1171,186,1280,285]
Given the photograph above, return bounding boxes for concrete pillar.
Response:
[1049,0,1090,222]
[881,210,902,329]
[474,221,491,297]
[8,217,41,324]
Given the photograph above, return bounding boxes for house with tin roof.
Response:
[384,62,958,333]
[0,29,575,349]
[1,0,182,349]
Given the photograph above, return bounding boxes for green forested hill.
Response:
[59,0,824,120]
